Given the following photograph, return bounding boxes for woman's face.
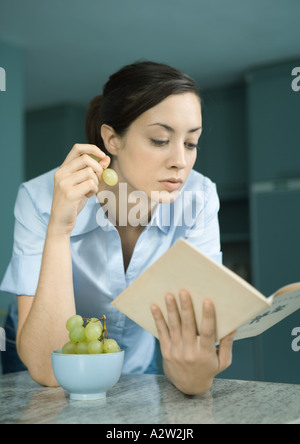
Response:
[112,92,202,202]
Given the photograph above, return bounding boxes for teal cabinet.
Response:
[196,85,248,200]
[249,183,300,383]
[246,60,300,183]
[247,60,300,384]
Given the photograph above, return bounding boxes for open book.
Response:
[112,238,300,342]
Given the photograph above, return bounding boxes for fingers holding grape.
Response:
[49,144,116,235]
[87,154,119,186]
[62,144,107,167]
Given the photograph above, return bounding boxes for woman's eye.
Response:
[150,139,169,146]
[150,139,199,150]
[185,142,199,150]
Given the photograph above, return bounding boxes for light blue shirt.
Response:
[0,168,222,373]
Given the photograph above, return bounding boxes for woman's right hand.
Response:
[48,144,111,236]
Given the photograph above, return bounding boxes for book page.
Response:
[235,288,300,341]
[274,282,300,298]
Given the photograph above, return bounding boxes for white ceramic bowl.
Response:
[51,350,125,401]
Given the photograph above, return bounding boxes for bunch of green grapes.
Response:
[62,315,121,355]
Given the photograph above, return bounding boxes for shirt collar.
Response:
[149,203,171,234]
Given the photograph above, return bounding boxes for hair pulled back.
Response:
[85,61,200,155]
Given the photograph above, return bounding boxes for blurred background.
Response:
[0,0,299,382]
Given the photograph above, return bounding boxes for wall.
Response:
[0,42,24,373]
[0,42,24,320]
[25,104,87,180]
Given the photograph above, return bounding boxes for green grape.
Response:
[75,341,89,354]
[85,322,103,341]
[89,318,102,328]
[69,326,86,344]
[103,338,121,353]
[89,154,100,162]
[62,342,76,354]
[88,340,104,354]
[66,315,83,332]
[88,155,118,186]
[102,168,118,186]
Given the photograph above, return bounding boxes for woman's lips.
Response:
[159,179,183,191]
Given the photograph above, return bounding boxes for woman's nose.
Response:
[165,143,187,169]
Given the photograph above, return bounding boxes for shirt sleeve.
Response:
[0,184,48,296]
[184,178,223,264]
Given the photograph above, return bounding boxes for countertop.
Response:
[0,371,300,425]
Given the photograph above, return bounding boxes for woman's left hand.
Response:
[151,291,236,395]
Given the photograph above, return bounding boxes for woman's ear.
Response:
[101,124,122,156]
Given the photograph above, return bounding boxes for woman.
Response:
[0,61,235,395]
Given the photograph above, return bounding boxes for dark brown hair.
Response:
[85,61,200,155]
